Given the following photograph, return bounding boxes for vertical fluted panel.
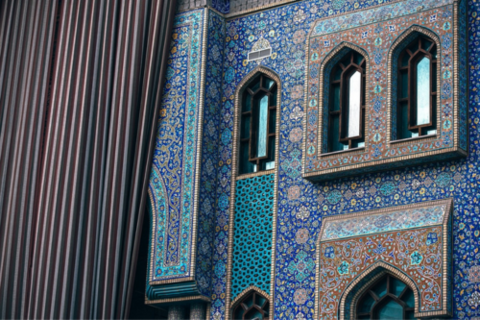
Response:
[0,1,60,318]
[0,0,177,318]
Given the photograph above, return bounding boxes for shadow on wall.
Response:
[129,208,168,320]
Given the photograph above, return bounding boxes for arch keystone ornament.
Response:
[315,199,453,319]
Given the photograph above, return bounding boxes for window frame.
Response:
[355,274,416,320]
[239,73,278,175]
[328,50,366,152]
[397,35,437,139]
[232,291,270,320]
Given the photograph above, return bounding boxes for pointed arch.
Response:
[320,41,370,69]
[339,261,421,320]
[387,25,442,142]
[389,25,441,57]
[315,200,453,319]
[314,41,370,153]
[232,65,281,176]
[230,286,270,320]
[231,285,270,308]
[234,65,282,98]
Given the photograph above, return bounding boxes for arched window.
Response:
[356,274,416,320]
[328,50,366,152]
[233,291,270,320]
[239,74,277,175]
[396,35,437,139]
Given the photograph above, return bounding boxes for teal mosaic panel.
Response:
[231,174,274,300]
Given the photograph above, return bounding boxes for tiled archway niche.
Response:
[315,199,453,319]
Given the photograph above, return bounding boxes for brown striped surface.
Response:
[0,0,176,318]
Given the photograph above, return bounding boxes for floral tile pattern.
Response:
[321,204,447,241]
[148,0,480,319]
[148,9,204,282]
[304,0,467,179]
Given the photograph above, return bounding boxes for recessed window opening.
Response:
[328,50,366,152]
[396,36,437,140]
[356,274,416,320]
[233,291,270,320]
[239,74,277,175]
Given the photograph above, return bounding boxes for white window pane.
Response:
[416,57,430,125]
[348,71,361,137]
[257,95,268,157]
[265,161,275,170]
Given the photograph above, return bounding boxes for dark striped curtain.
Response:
[0,0,176,318]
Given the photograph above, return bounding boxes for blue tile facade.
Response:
[195,10,226,298]
[147,0,480,319]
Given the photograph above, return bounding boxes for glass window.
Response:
[396,36,437,140]
[233,291,269,320]
[416,57,431,126]
[328,50,366,152]
[356,274,416,320]
[239,74,277,175]
[348,71,362,137]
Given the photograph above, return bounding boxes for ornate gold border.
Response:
[314,199,453,319]
[303,146,466,179]
[225,65,282,320]
[386,25,442,148]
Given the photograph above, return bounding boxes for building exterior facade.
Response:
[145,0,480,319]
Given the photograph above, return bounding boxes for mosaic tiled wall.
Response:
[195,9,226,298]
[147,0,480,318]
[148,9,205,284]
[317,200,452,319]
[211,0,480,319]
